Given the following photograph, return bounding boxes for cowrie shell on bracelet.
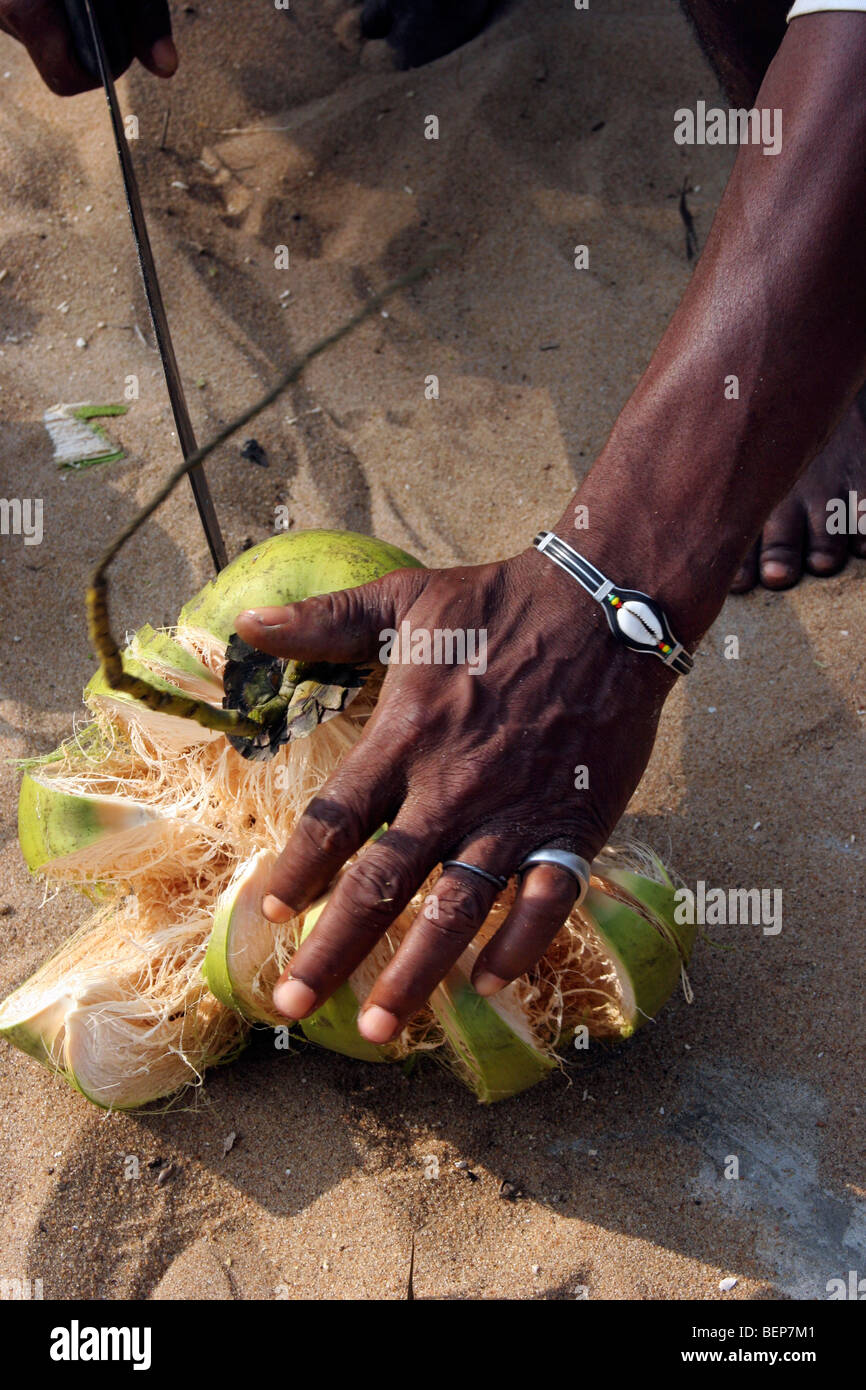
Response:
[616,600,663,646]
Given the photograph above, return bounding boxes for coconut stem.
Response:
[86,248,451,738]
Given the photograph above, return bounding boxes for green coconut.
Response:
[7,528,697,1110]
[0,898,247,1109]
[6,529,423,1107]
[430,959,557,1103]
[582,866,696,1036]
[17,771,197,884]
[179,529,421,645]
[296,899,393,1063]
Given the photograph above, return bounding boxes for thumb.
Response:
[234,567,428,663]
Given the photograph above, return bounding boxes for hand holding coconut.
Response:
[4,529,695,1106]
[234,545,676,1046]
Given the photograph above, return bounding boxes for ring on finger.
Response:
[516,848,591,904]
[441,859,508,891]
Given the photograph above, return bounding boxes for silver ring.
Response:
[517,849,591,903]
[441,860,508,891]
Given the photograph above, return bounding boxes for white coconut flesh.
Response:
[0,893,246,1109]
[208,851,298,1023]
[20,773,209,883]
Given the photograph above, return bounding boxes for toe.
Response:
[805,500,848,577]
[730,540,760,594]
[759,496,806,589]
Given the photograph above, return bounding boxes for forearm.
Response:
[555,13,866,645]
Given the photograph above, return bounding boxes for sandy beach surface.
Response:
[0,0,863,1300]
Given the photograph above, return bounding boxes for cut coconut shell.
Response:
[582,865,695,1035]
[0,895,247,1109]
[84,623,224,750]
[430,949,557,1104]
[7,528,698,1110]
[297,899,398,1063]
[17,771,208,886]
[204,851,295,1024]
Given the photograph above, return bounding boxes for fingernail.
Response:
[273,978,317,1020]
[262,894,295,922]
[150,37,178,76]
[473,970,507,997]
[239,607,287,627]
[358,1005,399,1044]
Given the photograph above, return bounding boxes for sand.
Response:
[0,0,863,1300]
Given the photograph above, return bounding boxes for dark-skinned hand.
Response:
[234,544,674,1045]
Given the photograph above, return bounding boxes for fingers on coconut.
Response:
[472,862,580,997]
[272,819,434,1022]
[6,0,95,94]
[131,0,177,78]
[357,846,513,1044]
[234,569,426,663]
[262,741,398,922]
[758,496,806,590]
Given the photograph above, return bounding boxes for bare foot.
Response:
[730,399,866,592]
[360,0,499,68]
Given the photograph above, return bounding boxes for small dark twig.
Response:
[679,178,699,262]
[406,1235,415,1301]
